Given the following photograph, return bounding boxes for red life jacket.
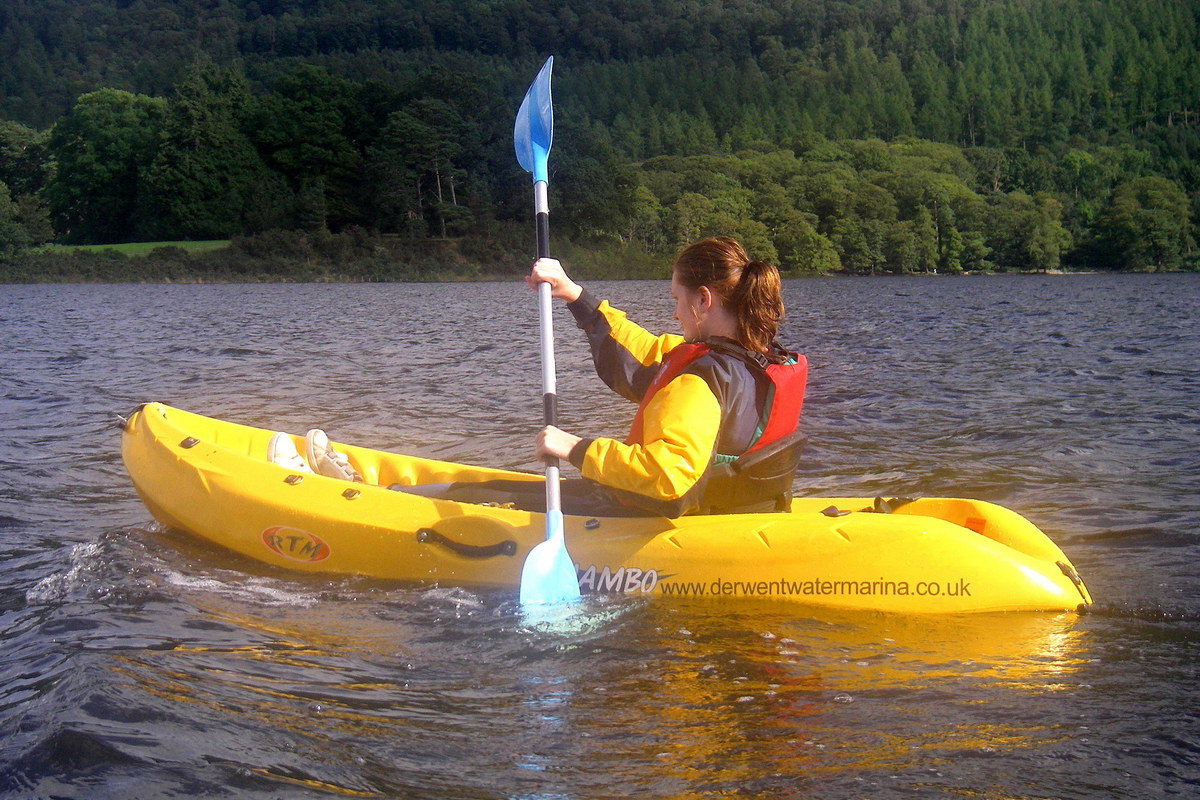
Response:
[626,339,807,459]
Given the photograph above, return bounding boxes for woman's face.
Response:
[671,270,704,341]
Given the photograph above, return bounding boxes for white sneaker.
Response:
[305,429,362,482]
[268,432,313,472]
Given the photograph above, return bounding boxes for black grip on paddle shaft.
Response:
[536,212,550,259]
[543,392,557,427]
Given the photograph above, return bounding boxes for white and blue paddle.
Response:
[514,56,581,606]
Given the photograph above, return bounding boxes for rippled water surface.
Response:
[1,274,1197,798]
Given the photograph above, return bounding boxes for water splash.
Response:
[25,542,101,604]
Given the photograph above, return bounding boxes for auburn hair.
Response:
[672,236,784,353]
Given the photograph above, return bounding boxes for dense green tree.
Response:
[295,178,330,234]
[788,166,858,232]
[1060,149,1109,203]
[0,120,47,197]
[553,121,637,243]
[710,214,778,264]
[959,229,994,273]
[774,212,840,273]
[364,80,486,238]
[910,206,940,273]
[989,192,1033,270]
[1097,177,1192,270]
[249,65,364,230]
[12,192,52,244]
[964,147,1006,194]
[623,184,668,251]
[884,220,919,274]
[0,182,31,257]
[44,89,165,243]
[930,192,964,274]
[365,111,428,236]
[1026,193,1071,272]
[0,120,53,244]
[989,190,1070,271]
[829,216,882,274]
[670,192,717,249]
[137,62,285,240]
[403,99,470,238]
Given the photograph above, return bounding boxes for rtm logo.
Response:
[577,565,661,594]
[261,526,330,563]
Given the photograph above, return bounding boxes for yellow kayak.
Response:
[121,402,1093,613]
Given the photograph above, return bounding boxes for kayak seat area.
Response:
[702,431,806,514]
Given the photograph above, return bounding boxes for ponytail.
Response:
[673,237,784,354]
[729,258,784,353]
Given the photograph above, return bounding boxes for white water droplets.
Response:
[25,542,101,603]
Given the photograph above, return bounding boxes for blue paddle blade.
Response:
[514,56,553,184]
[519,510,581,605]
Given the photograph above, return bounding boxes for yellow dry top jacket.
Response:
[565,290,807,518]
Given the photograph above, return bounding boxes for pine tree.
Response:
[137,61,283,240]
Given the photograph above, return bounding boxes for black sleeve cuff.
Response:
[566,288,602,327]
[568,437,594,469]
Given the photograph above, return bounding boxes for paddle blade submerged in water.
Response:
[518,510,580,605]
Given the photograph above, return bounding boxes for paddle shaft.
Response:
[534,180,562,517]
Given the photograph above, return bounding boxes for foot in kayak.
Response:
[267,432,313,473]
[306,429,362,482]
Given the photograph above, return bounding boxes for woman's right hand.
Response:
[526,258,583,302]
[536,425,582,463]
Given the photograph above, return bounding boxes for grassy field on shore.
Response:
[3,229,549,283]
[36,240,231,257]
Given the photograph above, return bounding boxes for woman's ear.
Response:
[697,285,714,311]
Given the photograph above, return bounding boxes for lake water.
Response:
[1,274,1197,798]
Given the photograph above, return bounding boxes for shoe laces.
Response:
[326,448,361,481]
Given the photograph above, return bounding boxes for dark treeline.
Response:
[0,0,1196,277]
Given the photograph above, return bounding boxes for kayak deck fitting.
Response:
[121,402,1093,614]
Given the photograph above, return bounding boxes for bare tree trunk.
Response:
[434,164,446,238]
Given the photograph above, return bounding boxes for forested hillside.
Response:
[1,0,1196,276]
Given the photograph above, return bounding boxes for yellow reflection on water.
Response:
[103,585,1092,797]
[551,602,1092,794]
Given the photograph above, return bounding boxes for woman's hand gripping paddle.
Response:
[514,56,581,606]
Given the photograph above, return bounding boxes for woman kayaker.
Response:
[277,237,808,517]
[519,235,808,517]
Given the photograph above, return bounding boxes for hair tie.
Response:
[742,260,768,279]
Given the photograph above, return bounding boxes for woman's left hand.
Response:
[536,425,581,462]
